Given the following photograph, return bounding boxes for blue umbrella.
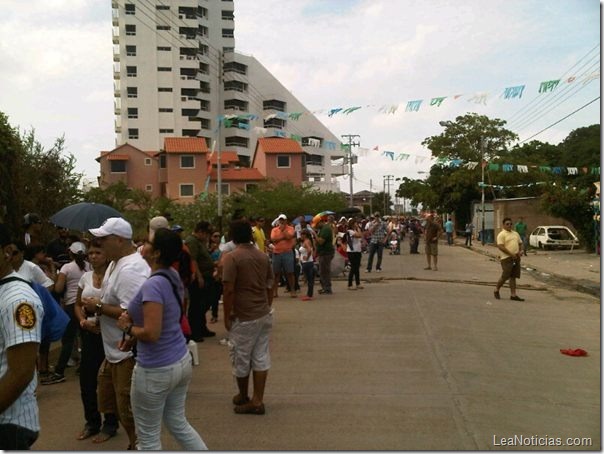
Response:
[292,215,313,225]
[50,202,123,231]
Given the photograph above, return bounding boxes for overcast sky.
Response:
[0,0,600,194]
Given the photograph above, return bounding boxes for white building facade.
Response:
[112,0,345,191]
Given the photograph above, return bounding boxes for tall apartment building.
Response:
[111,0,346,192]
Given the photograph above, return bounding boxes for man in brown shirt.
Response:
[222,220,274,415]
[424,214,442,271]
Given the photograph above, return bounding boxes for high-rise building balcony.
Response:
[112,27,119,44]
[113,80,120,96]
[112,8,119,26]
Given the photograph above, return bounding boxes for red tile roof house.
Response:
[97,137,306,202]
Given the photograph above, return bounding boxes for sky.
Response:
[0,0,600,196]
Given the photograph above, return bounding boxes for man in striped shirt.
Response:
[0,223,44,449]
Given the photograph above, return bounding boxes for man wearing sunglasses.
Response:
[494,217,525,301]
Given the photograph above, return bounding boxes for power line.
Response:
[518,96,600,144]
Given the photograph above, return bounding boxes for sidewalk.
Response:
[458,238,600,297]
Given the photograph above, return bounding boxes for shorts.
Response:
[228,312,273,377]
[425,241,438,256]
[272,250,294,274]
[500,257,521,280]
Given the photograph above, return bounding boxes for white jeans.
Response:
[131,353,207,450]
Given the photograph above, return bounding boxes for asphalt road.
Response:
[33,244,600,451]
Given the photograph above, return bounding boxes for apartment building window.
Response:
[223,46,234,53]
[145,184,153,192]
[199,44,209,56]
[200,100,210,111]
[158,87,173,92]
[225,136,248,148]
[277,155,290,168]
[263,99,286,111]
[224,99,248,111]
[127,87,137,98]
[125,4,135,15]
[158,67,172,72]
[200,119,211,130]
[127,108,138,119]
[144,158,152,166]
[264,118,286,129]
[216,183,230,196]
[180,155,195,169]
[224,80,247,93]
[223,61,247,75]
[179,184,194,197]
[157,46,171,51]
[156,5,170,10]
[245,183,258,193]
[157,25,171,30]
[222,29,234,38]
[182,129,200,137]
[199,62,209,75]
[159,129,174,133]
[199,26,208,37]
[128,128,139,139]
[125,24,136,36]
[110,160,127,173]
[198,7,208,18]
[126,66,137,77]
[159,154,166,168]
[159,108,173,113]
[125,45,136,56]
[222,10,234,20]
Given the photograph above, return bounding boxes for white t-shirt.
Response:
[16,260,53,289]
[59,260,91,306]
[346,229,363,253]
[100,252,150,363]
[79,271,102,324]
[0,272,44,432]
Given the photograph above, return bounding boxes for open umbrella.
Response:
[311,211,335,227]
[292,215,313,225]
[50,202,123,231]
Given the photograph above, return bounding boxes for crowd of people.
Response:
[2,209,527,450]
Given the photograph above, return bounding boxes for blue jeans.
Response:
[131,353,207,450]
[301,262,315,297]
[366,242,384,271]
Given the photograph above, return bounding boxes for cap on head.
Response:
[277,214,287,221]
[148,216,169,241]
[89,217,133,239]
[171,224,184,233]
[373,212,380,218]
[23,213,42,227]
[69,241,87,255]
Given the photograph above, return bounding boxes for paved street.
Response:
[33,243,600,451]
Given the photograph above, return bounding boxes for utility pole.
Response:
[341,134,360,207]
[217,50,223,233]
[383,174,394,215]
[480,137,486,245]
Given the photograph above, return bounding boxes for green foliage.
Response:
[0,112,84,239]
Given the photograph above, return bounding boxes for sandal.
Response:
[232,393,250,405]
[234,402,265,415]
[76,426,99,440]
[92,430,117,444]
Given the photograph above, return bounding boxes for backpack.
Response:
[0,276,69,343]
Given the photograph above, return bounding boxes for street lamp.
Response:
[438,121,486,245]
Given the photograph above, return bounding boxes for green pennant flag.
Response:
[488,163,500,171]
[539,166,551,172]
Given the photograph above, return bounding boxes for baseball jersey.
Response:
[0,271,44,432]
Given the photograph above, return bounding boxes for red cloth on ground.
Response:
[560,348,588,357]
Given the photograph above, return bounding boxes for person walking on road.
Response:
[221,220,274,415]
[117,228,207,450]
[315,216,335,294]
[0,223,44,450]
[494,217,525,301]
[365,212,389,273]
[424,214,442,271]
[444,218,454,246]
[464,222,474,247]
[346,218,364,290]
[514,217,528,256]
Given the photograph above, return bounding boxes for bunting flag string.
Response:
[434,159,600,175]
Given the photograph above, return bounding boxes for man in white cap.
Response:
[148,216,169,242]
[83,217,150,450]
[269,214,296,298]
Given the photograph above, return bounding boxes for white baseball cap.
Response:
[89,217,133,239]
[277,214,287,220]
[68,241,86,255]
[148,216,169,241]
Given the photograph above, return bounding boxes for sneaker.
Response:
[356,285,364,290]
[347,286,357,291]
[41,372,65,385]
[301,296,312,301]
[219,338,229,346]
[318,289,333,295]
[67,358,77,367]
[376,269,382,273]
[366,269,371,273]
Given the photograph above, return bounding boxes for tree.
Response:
[0,112,24,230]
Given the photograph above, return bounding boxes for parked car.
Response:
[528,226,579,249]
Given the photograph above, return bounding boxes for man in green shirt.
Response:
[514,217,528,256]
[315,216,335,295]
